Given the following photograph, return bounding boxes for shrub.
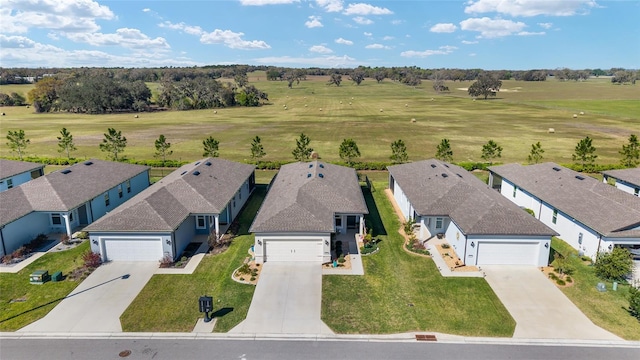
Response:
[556,279,566,286]
[250,276,256,281]
[2,255,13,264]
[548,273,558,280]
[83,251,102,268]
[630,286,640,320]
[181,256,187,262]
[337,255,346,264]
[159,254,174,267]
[238,263,251,275]
[13,246,27,258]
[76,231,89,240]
[565,276,573,283]
[360,245,378,255]
[523,208,535,217]
[594,247,633,281]
[441,243,451,249]
[551,253,576,276]
[403,218,416,234]
[60,234,71,245]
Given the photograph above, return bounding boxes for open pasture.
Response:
[0,76,637,165]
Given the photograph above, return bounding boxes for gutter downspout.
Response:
[0,226,6,257]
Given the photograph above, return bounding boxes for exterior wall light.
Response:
[608,243,613,250]
[92,239,98,245]
[257,239,262,245]
[325,240,329,246]
[545,242,549,248]
[166,239,171,245]
[470,242,475,247]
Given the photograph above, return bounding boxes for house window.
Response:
[196,215,206,229]
[118,185,123,198]
[7,179,13,189]
[335,215,342,227]
[105,193,110,207]
[435,217,443,229]
[512,186,517,198]
[51,213,62,225]
[233,198,236,208]
[126,180,131,193]
[69,211,73,222]
[552,209,558,224]
[239,191,242,200]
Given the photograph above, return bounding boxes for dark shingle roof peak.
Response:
[0,159,44,180]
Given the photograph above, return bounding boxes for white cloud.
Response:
[239,0,299,5]
[391,19,404,25]
[65,28,170,49]
[518,31,545,36]
[200,29,271,49]
[363,32,372,36]
[315,0,343,12]
[343,3,393,15]
[538,22,553,29]
[0,34,197,67]
[461,40,478,44]
[464,0,598,17]
[382,35,394,40]
[253,54,359,67]
[365,43,389,49]
[353,16,373,25]
[469,53,477,57]
[305,15,323,28]
[400,45,457,58]
[0,0,114,34]
[142,8,151,12]
[159,21,204,36]
[309,44,333,53]
[430,23,458,33]
[460,17,526,38]
[335,37,353,45]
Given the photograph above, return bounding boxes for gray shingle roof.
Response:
[0,159,44,181]
[0,160,149,226]
[250,161,368,233]
[85,158,255,232]
[388,160,557,236]
[489,163,640,236]
[602,168,640,188]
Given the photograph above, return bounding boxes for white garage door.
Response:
[103,238,164,261]
[265,240,323,262]
[477,242,539,266]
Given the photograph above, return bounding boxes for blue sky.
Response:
[1,0,638,69]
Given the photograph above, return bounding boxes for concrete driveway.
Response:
[19,262,157,333]
[230,262,333,335]
[482,266,620,340]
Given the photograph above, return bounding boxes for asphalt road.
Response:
[1,339,639,360]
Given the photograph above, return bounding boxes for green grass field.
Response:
[1,76,638,165]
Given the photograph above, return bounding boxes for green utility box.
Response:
[51,271,63,282]
[30,270,50,285]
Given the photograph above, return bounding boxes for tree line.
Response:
[6,128,639,172]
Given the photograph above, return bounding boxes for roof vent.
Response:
[181,171,187,175]
[319,163,325,168]
[441,173,448,178]
[552,167,561,171]
[318,173,324,178]
[205,162,212,166]
[430,164,436,168]
[195,161,201,165]
[193,171,201,176]
[84,161,93,166]
[443,164,449,168]
[575,175,585,180]
[309,164,313,168]
[61,169,72,174]
[307,173,312,178]
[456,173,463,178]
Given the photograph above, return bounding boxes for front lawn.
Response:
[120,185,266,332]
[0,242,90,331]
[551,238,640,340]
[322,182,515,336]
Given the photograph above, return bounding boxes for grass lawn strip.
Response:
[0,242,90,331]
[120,185,266,332]
[321,182,515,336]
[551,238,640,340]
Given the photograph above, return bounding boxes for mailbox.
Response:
[199,295,213,322]
[30,270,50,285]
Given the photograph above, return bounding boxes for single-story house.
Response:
[0,159,45,192]
[85,158,255,262]
[250,161,368,263]
[602,168,640,196]
[388,160,557,266]
[489,163,640,260]
[0,160,150,257]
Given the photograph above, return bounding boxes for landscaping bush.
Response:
[523,208,535,217]
[360,245,378,255]
[630,286,640,320]
[556,279,566,286]
[551,253,576,276]
[238,263,251,275]
[76,231,89,240]
[441,243,451,249]
[565,276,573,283]
[250,276,256,281]
[60,234,71,245]
[403,218,415,235]
[337,255,346,264]
[82,251,102,268]
[159,254,174,268]
[595,247,633,281]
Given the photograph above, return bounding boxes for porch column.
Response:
[214,215,220,240]
[62,213,72,238]
[359,215,365,235]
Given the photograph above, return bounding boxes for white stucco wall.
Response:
[444,220,466,261]
[614,180,639,196]
[173,215,197,260]
[254,232,330,264]
[391,179,413,221]
[0,212,51,257]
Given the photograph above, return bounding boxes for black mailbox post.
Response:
[199,295,213,322]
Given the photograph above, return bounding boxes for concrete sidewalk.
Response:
[18,262,157,333]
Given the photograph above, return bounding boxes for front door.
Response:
[347,216,357,229]
[78,204,89,225]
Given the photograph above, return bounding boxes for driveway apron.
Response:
[482,265,620,340]
[230,262,332,334]
[19,262,157,333]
